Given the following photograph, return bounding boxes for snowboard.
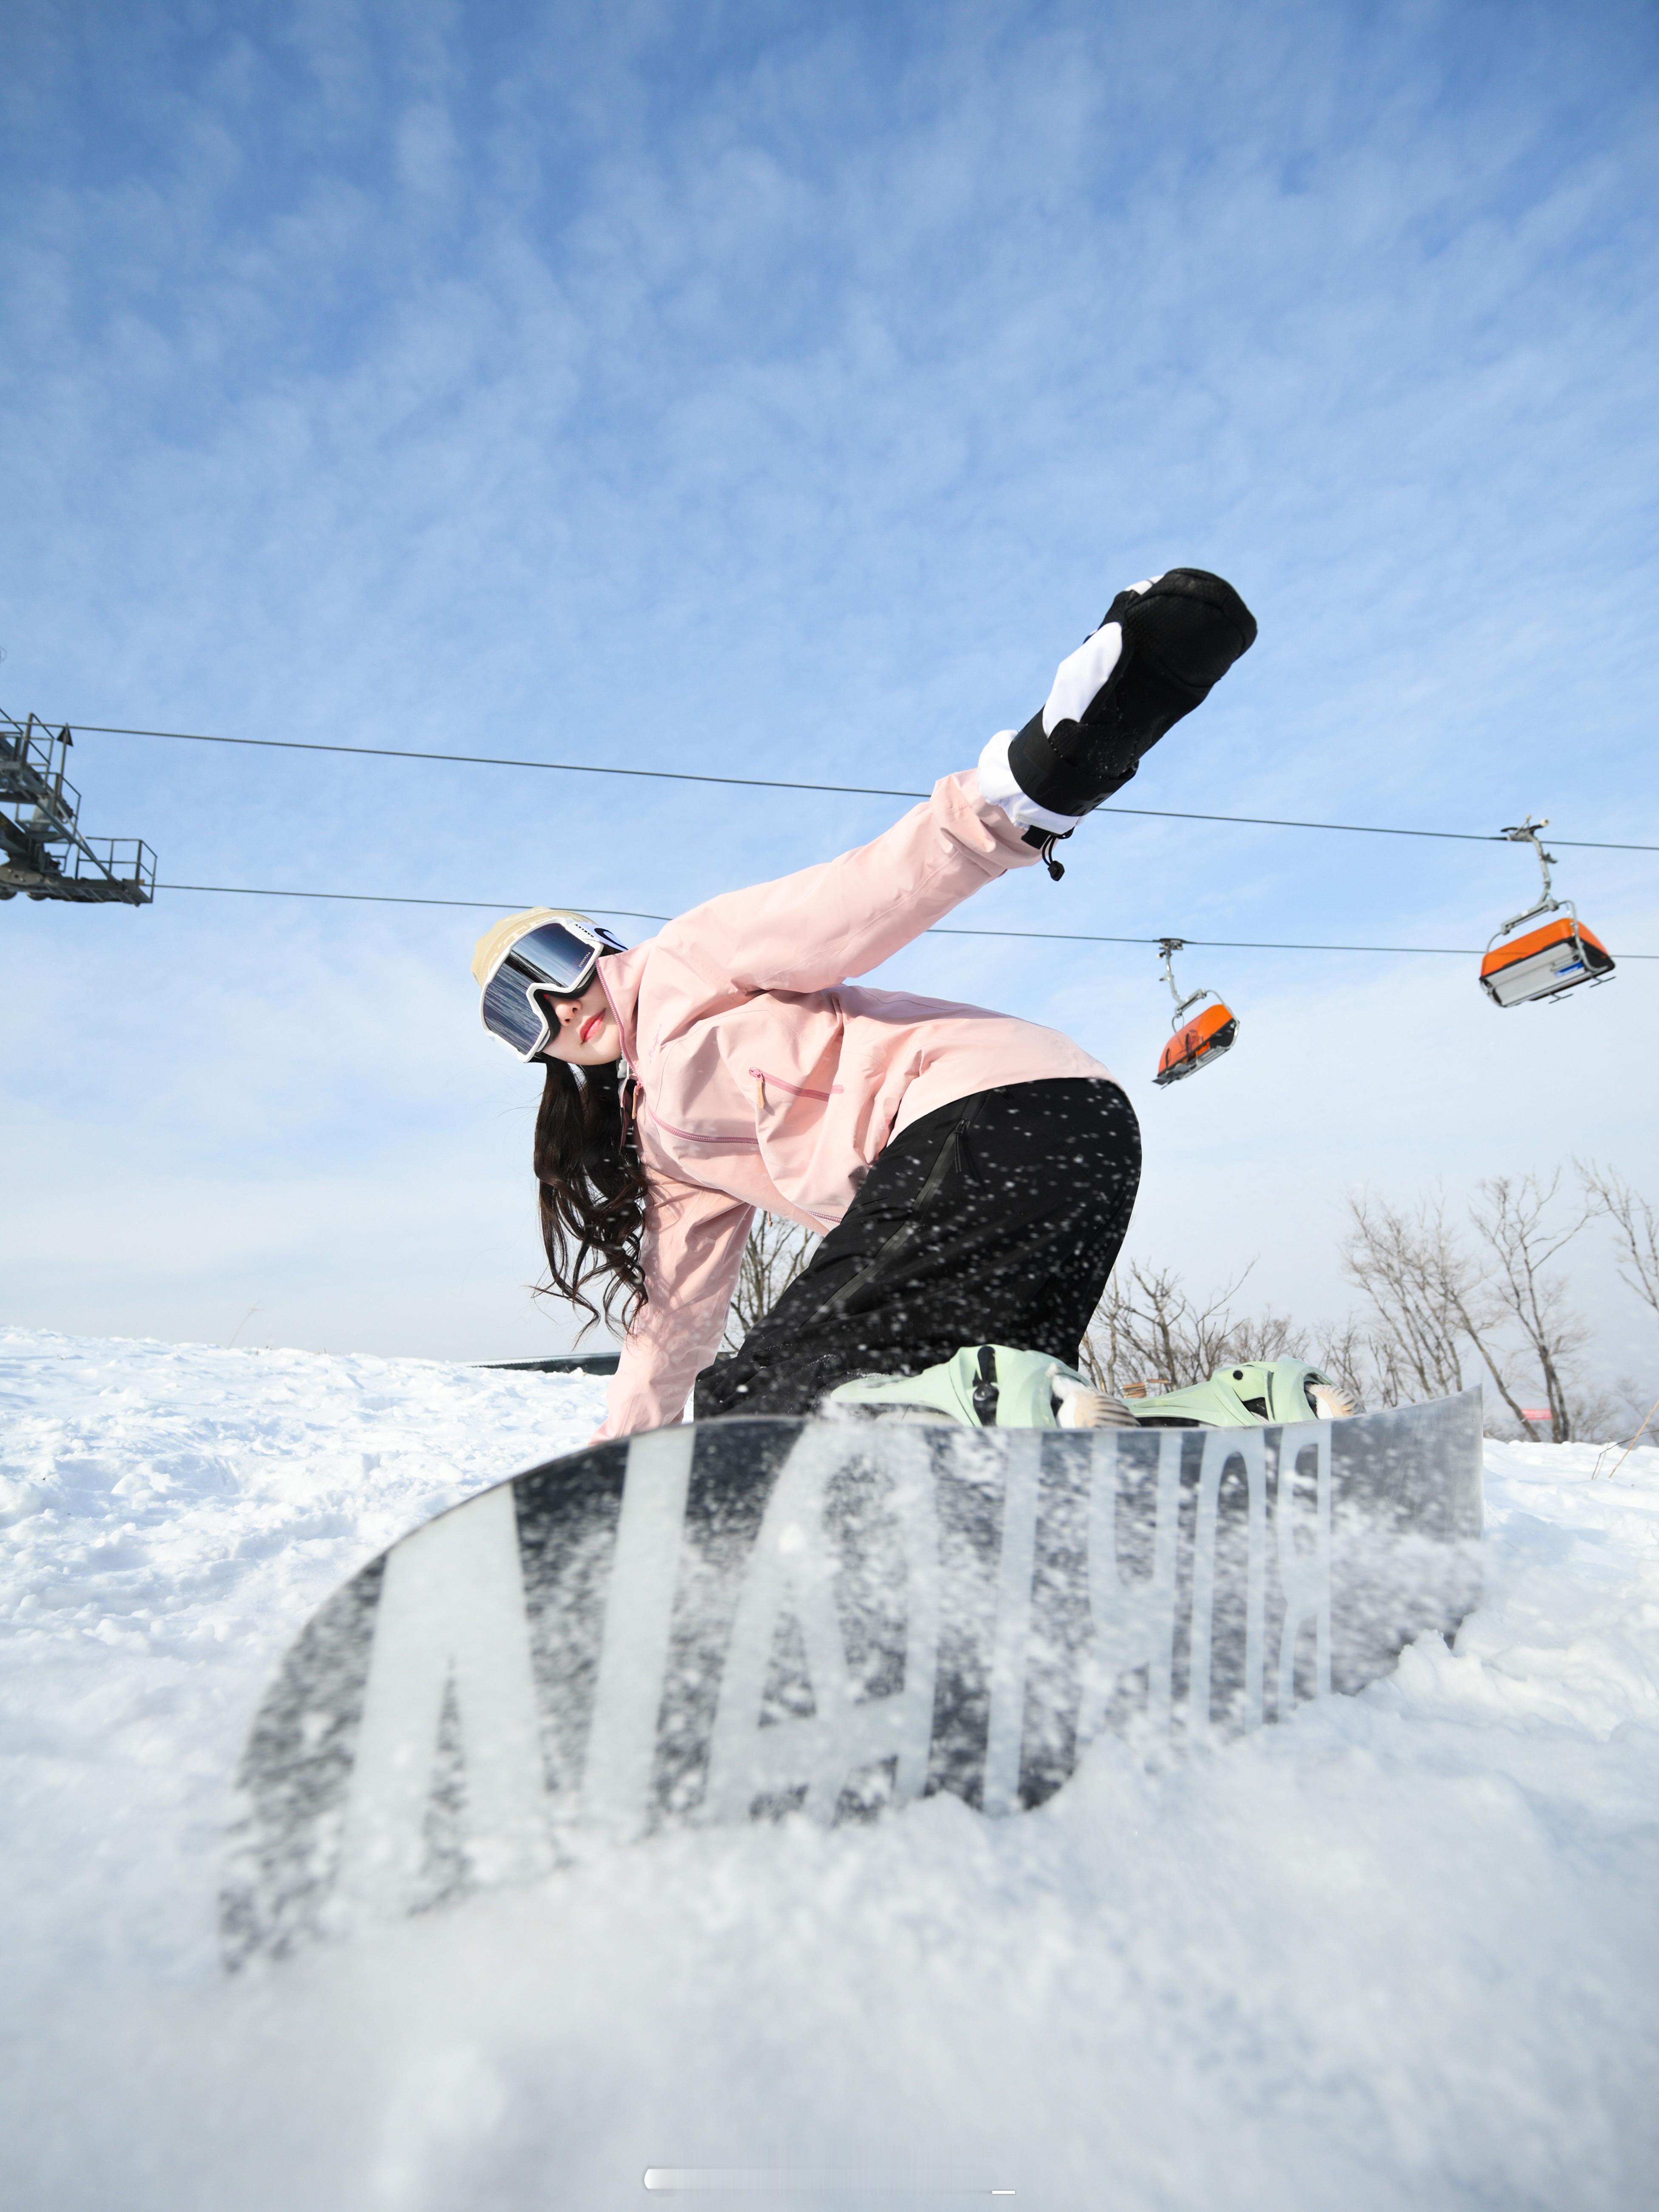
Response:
[221,1393,1484,1965]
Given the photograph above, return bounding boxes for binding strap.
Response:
[971,1344,1000,1425]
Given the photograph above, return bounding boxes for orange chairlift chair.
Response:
[1152,937,1239,1087]
[1478,818,1614,1008]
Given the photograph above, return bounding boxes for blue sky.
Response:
[4,0,1658,1376]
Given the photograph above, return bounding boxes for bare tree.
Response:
[1308,1318,1369,1411]
[1464,1172,1591,1441]
[1081,1260,1232,1393]
[1340,1195,1478,1406]
[1076,1171,1608,1439]
[1565,1379,1645,1447]
[1580,1161,1659,1320]
[721,1213,820,1353]
[1082,1260,1289,1394]
[1223,1306,1305,1364]
[1079,1270,1136,1393]
[1340,1185,1589,1437]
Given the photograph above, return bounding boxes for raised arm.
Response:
[589,1174,755,1441]
[656,568,1258,1002]
[657,768,1041,998]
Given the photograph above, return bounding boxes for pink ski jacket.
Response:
[589,768,1114,1439]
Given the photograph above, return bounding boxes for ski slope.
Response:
[2,1326,1656,2211]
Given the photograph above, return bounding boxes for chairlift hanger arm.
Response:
[1502,813,1557,892]
[1156,936,1212,1025]
[1493,816,1574,941]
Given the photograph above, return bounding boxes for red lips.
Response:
[579,1014,603,1045]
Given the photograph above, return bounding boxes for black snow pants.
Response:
[692,1076,1141,1420]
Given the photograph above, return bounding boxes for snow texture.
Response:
[2,1326,1657,2211]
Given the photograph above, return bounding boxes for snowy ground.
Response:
[2,1328,1656,2212]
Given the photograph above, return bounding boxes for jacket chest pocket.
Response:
[643,1033,762,1148]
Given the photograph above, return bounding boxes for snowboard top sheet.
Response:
[223,1395,1483,1964]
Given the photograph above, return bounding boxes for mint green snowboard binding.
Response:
[828,1348,1350,1430]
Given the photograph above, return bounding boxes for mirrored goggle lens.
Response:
[481,965,554,1057]
[506,920,603,993]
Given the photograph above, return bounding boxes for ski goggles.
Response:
[479,917,627,1060]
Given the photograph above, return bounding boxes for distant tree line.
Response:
[1081,1163,1659,1444]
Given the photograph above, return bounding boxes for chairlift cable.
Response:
[57,721,1659,853]
[151,880,1659,956]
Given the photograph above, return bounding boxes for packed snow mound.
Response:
[2,1327,1657,2212]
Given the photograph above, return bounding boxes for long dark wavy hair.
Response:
[532,1055,651,1333]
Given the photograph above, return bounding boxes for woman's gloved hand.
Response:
[980,569,1257,840]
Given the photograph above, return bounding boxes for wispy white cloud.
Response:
[2,0,1656,1357]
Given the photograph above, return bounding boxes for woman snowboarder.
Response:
[473,569,1256,1439]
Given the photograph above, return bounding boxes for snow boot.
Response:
[825,1345,1138,1430]
[1126,1359,1352,1429]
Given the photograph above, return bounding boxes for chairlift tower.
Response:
[0,711,155,904]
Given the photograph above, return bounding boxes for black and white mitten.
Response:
[980,570,1257,860]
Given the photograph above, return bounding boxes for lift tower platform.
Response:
[0,712,155,904]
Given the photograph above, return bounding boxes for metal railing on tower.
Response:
[0,711,155,904]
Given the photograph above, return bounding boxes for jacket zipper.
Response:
[747,1067,845,1102]
[803,1091,987,1325]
